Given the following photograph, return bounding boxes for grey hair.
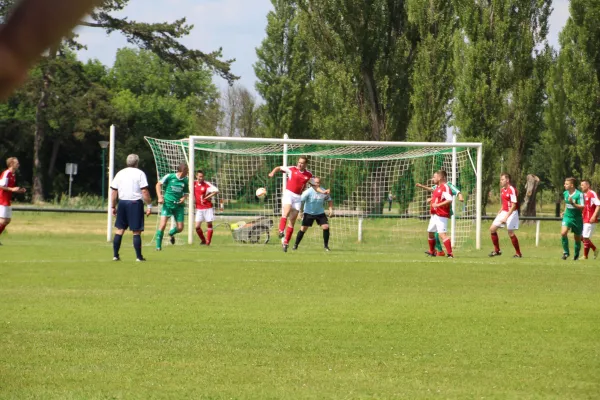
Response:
[126,154,139,167]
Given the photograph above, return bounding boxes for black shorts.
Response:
[115,200,145,231]
[302,213,328,227]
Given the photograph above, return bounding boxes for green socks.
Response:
[561,236,569,255]
[168,227,178,236]
[435,232,443,252]
[156,230,164,249]
[574,240,581,258]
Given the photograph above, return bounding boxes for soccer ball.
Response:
[256,187,267,198]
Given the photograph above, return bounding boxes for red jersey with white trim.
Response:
[281,166,314,195]
[0,169,16,206]
[583,190,600,223]
[194,180,218,210]
[431,183,453,218]
[501,185,518,212]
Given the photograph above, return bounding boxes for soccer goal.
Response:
[145,136,483,250]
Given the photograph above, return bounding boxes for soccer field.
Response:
[1,213,599,399]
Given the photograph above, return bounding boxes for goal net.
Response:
[145,136,482,251]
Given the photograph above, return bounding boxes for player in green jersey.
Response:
[561,177,584,260]
[155,163,189,250]
[416,178,464,256]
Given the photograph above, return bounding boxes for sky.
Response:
[76,0,572,99]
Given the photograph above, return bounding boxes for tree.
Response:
[254,0,314,138]
[218,85,260,137]
[406,0,456,142]
[300,0,416,141]
[0,0,238,201]
[558,0,600,185]
[452,0,551,209]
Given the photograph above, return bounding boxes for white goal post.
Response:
[159,136,483,250]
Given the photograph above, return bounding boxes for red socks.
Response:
[510,235,521,256]
[491,232,500,252]
[284,226,294,244]
[443,239,453,256]
[0,224,5,236]
[206,228,213,244]
[279,218,287,233]
[196,228,206,243]
[428,238,436,253]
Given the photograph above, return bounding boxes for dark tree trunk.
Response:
[521,174,540,218]
[361,66,384,141]
[555,192,562,218]
[32,48,58,203]
[48,140,61,178]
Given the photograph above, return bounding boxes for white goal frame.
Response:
[185,136,483,249]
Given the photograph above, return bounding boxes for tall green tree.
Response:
[300,0,416,141]
[542,54,574,216]
[558,0,600,185]
[452,0,551,208]
[406,0,456,142]
[254,0,314,138]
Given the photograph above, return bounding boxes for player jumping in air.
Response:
[268,156,329,252]
[425,170,454,258]
[155,163,189,251]
[561,177,584,260]
[488,173,522,258]
[193,170,219,246]
[580,180,600,260]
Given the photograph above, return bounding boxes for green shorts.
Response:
[161,203,185,223]
[562,218,583,236]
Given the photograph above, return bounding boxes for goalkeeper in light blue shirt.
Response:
[293,177,334,251]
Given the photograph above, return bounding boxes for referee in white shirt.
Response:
[110,154,153,261]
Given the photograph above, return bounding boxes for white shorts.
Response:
[427,215,448,233]
[583,223,596,239]
[282,190,302,212]
[195,208,215,223]
[0,205,12,219]
[492,211,519,230]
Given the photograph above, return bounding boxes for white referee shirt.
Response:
[110,167,149,201]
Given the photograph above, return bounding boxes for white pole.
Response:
[188,136,195,244]
[282,134,289,193]
[358,218,363,242]
[536,220,541,247]
[475,144,483,250]
[106,124,116,242]
[451,133,457,247]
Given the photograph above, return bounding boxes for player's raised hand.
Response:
[268,172,275,178]
[324,189,330,194]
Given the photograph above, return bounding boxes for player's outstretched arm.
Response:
[268,166,282,178]
[0,0,103,99]
[416,183,434,192]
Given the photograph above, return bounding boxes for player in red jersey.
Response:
[580,180,600,260]
[193,170,219,246]
[0,157,27,244]
[489,173,522,258]
[425,170,454,258]
[268,156,329,252]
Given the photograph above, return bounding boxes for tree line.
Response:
[1,0,599,216]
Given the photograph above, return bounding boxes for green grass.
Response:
[1,213,599,399]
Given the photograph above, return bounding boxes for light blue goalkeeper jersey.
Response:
[301,187,331,215]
